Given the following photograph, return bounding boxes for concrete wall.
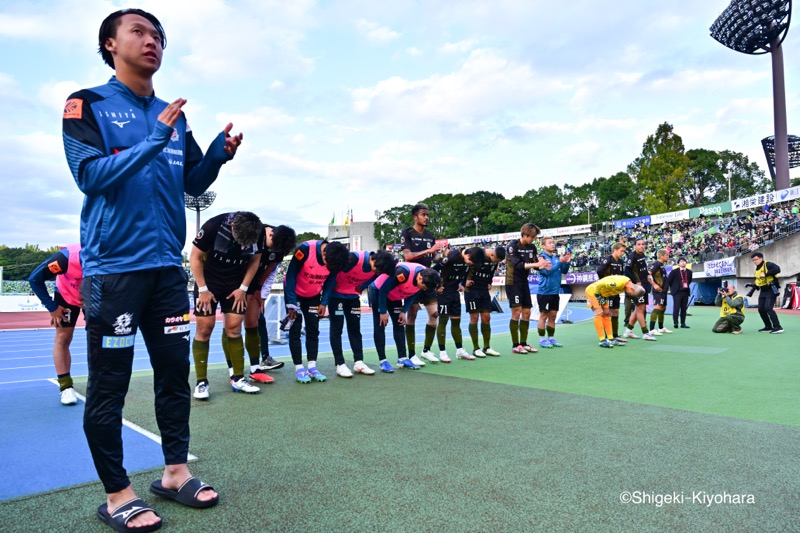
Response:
[326,221,380,252]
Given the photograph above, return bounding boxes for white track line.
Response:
[47,379,197,462]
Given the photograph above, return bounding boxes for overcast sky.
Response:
[1,0,798,250]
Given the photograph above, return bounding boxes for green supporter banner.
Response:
[689,201,731,219]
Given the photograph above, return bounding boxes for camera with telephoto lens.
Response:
[744,283,756,298]
[718,281,728,295]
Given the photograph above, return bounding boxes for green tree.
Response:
[627,122,690,213]
[373,204,413,246]
[296,231,323,243]
[718,150,771,199]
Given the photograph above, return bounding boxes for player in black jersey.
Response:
[505,223,550,354]
[433,246,486,361]
[623,238,656,341]
[595,242,628,343]
[465,246,505,357]
[400,203,445,365]
[237,224,296,382]
[648,248,672,336]
[190,212,265,399]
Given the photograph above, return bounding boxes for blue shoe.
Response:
[295,368,311,384]
[397,357,420,369]
[598,339,614,349]
[379,360,395,373]
[548,338,563,347]
[538,339,553,349]
[308,368,327,382]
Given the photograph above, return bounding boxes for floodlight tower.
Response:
[185,191,216,235]
[710,0,793,190]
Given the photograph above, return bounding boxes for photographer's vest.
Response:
[720,295,745,318]
[754,263,777,287]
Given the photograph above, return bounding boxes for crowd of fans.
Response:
[2,200,799,294]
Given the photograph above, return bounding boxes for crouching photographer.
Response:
[749,252,784,334]
[712,282,745,334]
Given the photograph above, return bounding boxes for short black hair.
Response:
[492,246,506,261]
[412,203,429,217]
[372,250,397,275]
[231,212,263,247]
[323,241,350,273]
[420,268,441,290]
[270,225,296,257]
[465,247,486,265]
[98,9,166,69]
[750,252,764,260]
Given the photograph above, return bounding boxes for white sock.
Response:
[295,364,304,371]
[308,361,317,370]
[250,364,259,373]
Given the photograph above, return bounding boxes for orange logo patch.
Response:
[396,273,406,283]
[47,261,63,274]
[294,249,305,260]
[63,98,83,120]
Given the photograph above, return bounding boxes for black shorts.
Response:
[464,290,492,313]
[437,290,462,317]
[417,286,438,306]
[54,291,83,328]
[536,294,560,312]
[652,291,667,307]
[193,283,245,316]
[632,286,650,306]
[608,295,621,310]
[506,285,532,308]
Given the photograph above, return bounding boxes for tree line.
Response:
[374,122,778,246]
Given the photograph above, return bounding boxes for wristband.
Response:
[198,286,209,293]
[239,284,249,292]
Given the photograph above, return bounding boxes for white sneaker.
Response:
[650,329,662,336]
[60,387,77,406]
[193,382,209,400]
[230,377,260,394]
[438,350,452,363]
[659,327,673,334]
[336,364,353,378]
[410,355,426,367]
[353,361,375,375]
[456,348,475,360]
[484,347,501,356]
[623,330,639,339]
[420,350,440,363]
[473,348,486,358]
[643,333,657,341]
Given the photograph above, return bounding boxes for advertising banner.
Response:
[689,201,731,218]
[614,216,651,230]
[703,257,736,278]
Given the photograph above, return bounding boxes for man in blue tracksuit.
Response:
[535,236,572,348]
[62,8,241,531]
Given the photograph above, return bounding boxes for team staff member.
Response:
[63,8,233,529]
[434,246,486,361]
[191,212,264,399]
[750,252,783,334]
[284,240,349,383]
[535,237,571,349]
[623,238,656,341]
[400,203,445,363]
[323,250,396,377]
[712,283,745,334]
[28,243,83,406]
[368,263,441,372]
[585,275,645,348]
[506,223,551,353]
[596,242,628,343]
[666,257,692,329]
[239,224,296,383]
[648,248,672,336]
[465,246,506,357]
